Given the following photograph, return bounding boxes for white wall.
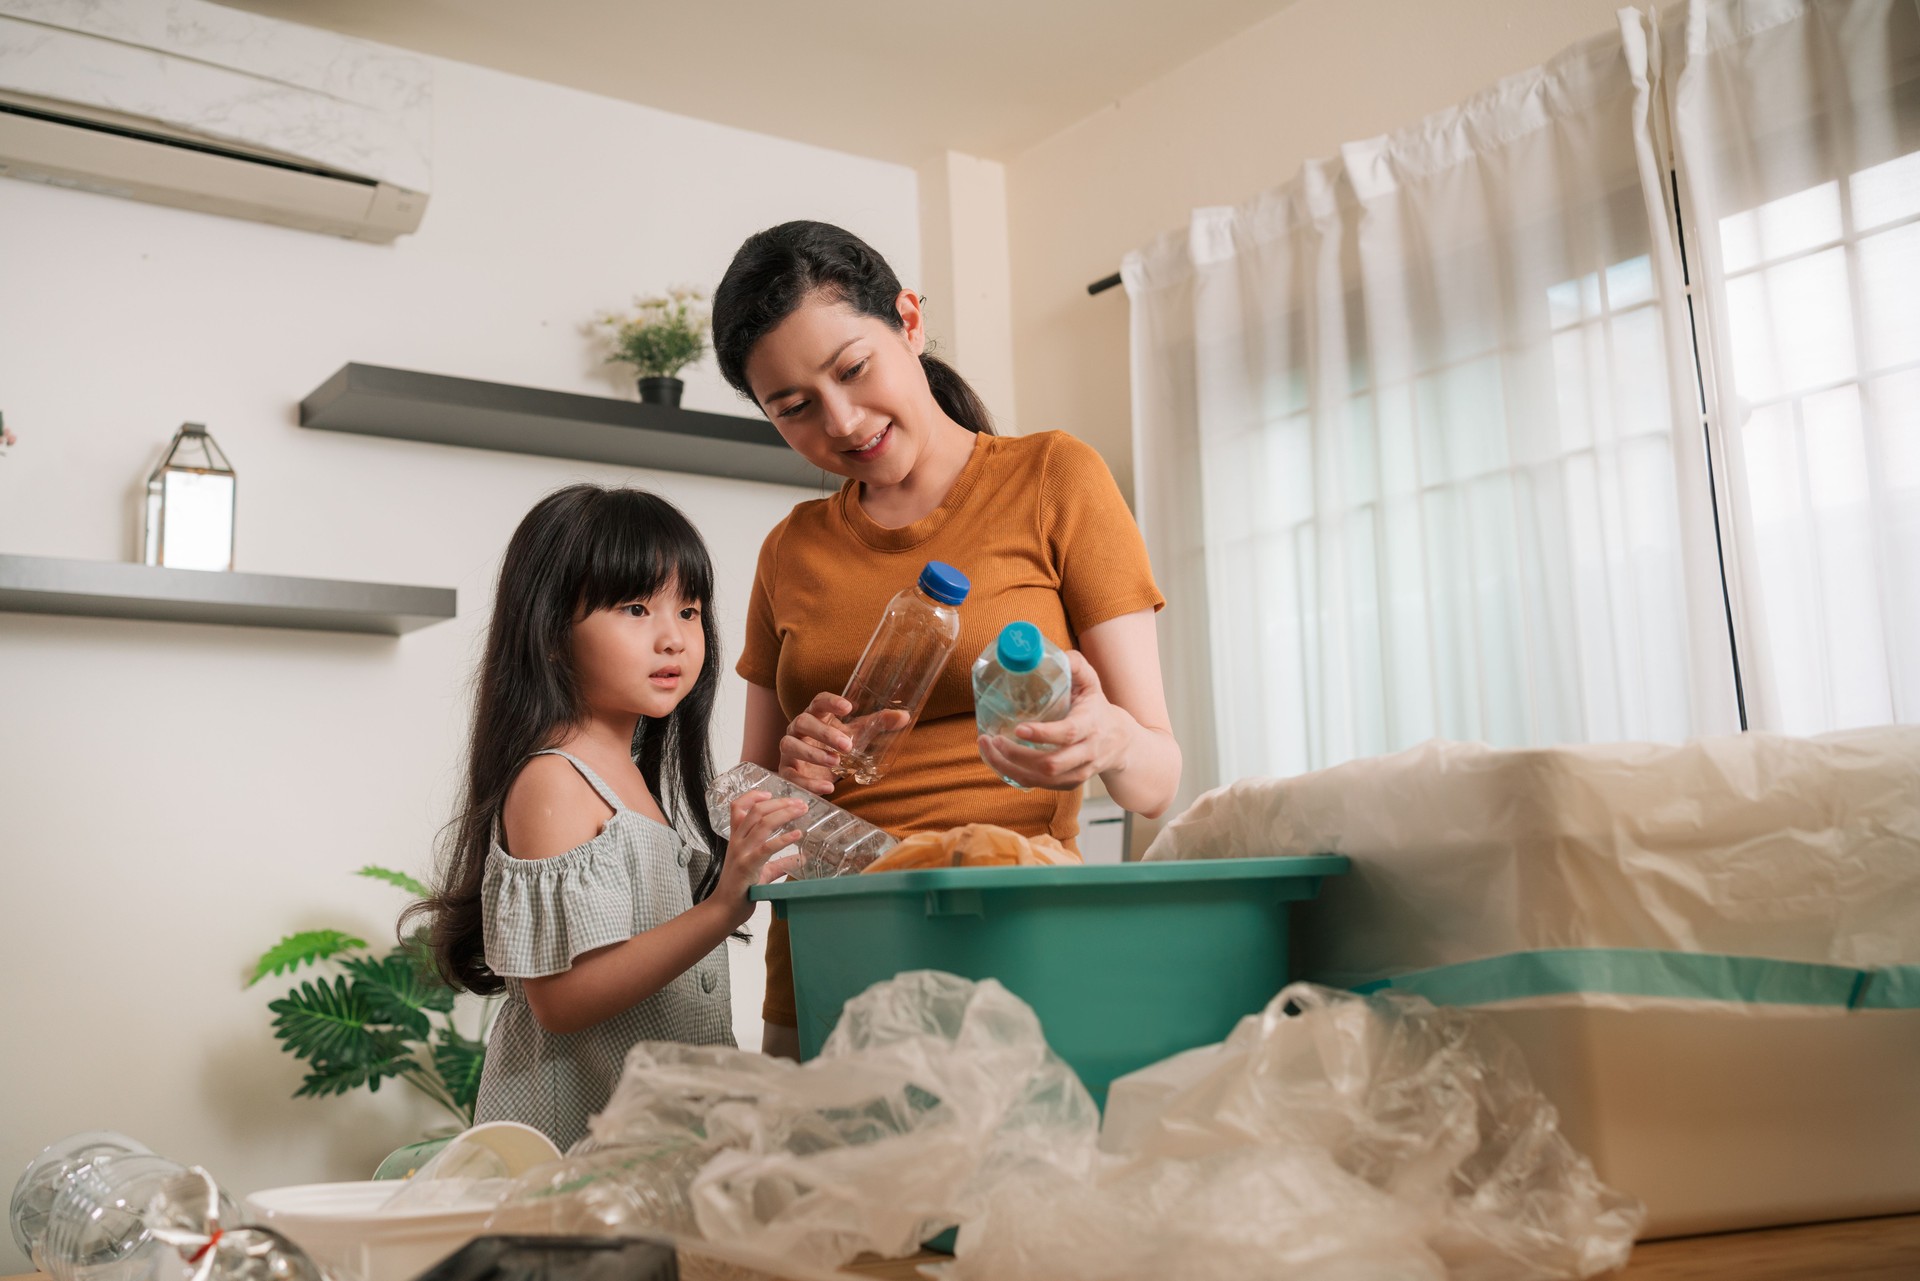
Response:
[0,49,915,1269]
[917,151,1018,432]
[1006,0,1627,501]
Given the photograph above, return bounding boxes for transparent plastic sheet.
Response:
[480,972,1099,1268]
[950,983,1643,1281]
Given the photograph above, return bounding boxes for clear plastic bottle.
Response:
[481,1140,710,1239]
[831,562,970,785]
[32,1150,236,1281]
[705,762,898,879]
[10,1132,151,1269]
[973,622,1073,788]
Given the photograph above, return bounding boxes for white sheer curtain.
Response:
[1127,18,1738,806]
[1128,0,1920,805]
[1666,0,1920,735]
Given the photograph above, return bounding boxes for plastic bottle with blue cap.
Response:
[832,561,971,785]
[972,622,1073,788]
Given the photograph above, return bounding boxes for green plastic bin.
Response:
[751,855,1348,1104]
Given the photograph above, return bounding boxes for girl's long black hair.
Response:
[712,220,996,436]
[409,484,728,996]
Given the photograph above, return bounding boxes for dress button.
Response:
[699,968,717,994]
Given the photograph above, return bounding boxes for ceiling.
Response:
[211,0,1298,165]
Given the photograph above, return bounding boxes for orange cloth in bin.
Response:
[861,824,1085,874]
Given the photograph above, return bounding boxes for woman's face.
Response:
[569,581,706,722]
[743,290,933,486]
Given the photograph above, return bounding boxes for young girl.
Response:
[415,483,806,1150]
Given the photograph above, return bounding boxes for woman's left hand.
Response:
[977,650,1130,791]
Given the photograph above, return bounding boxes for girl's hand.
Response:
[977,650,1129,791]
[717,791,808,926]
[780,692,854,795]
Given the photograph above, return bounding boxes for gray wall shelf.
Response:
[0,554,456,635]
[299,363,829,489]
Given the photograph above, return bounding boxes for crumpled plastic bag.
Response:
[952,982,1643,1281]
[481,970,1098,1267]
[474,973,1632,1278]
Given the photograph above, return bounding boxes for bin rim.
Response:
[751,853,1349,901]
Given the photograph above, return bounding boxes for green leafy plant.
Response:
[596,286,710,379]
[249,866,490,1126]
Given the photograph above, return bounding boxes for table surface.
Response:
[837,1213,1920,1279]
[9,1213,1916,1281]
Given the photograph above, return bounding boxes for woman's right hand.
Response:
[717,791,808,926]
[779,692,855,795]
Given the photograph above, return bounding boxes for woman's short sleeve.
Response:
[482,844,635,979]
[1041,433,1166,636]
[735,517,788,689]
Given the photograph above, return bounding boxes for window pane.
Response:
[1719,181,1842,273]
[1850,150,1920,232]
[1858,221,1920,372]
[1724,247,1858,400]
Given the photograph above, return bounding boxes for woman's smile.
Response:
[842,422,893,463]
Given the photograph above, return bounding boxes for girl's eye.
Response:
[679,606,700,621]
[840,359,868,382]
[776,399,810,420]
[624,603,648,617]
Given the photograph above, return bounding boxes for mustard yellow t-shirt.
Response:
[737,429,1164,1025]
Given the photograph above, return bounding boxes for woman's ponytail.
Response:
[919,351,994,435]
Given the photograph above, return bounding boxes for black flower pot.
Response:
[637,376,684,407]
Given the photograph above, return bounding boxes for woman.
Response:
[712,221,1181,1057]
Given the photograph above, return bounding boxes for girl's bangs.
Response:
[574,491,714,616]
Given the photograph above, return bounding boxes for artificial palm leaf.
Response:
[256,868,494,1121]
[432,1025,487,1117]
[357,864,433,899]
[293,1032,416,1098]
[248,930,367,987]
[338,952,449,1038]
[269,975,385,1065]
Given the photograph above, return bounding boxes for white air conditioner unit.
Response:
[0,0,431,242]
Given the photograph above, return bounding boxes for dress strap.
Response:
[528,749,628,814]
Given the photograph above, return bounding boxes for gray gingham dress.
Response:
[473,750,734,1150]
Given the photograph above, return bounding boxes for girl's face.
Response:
[569,582,706,721]
[744,290,934,486]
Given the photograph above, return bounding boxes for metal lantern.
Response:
[143,422,236,571]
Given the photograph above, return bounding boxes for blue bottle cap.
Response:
[918,561,970,606]
[996,622,1043,673]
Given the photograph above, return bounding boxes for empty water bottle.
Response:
[973,622,1073,789]
[706,762,898,878]
[832,561,970,785]
[13,1140,238,1281]
[480,1140,710,1239]
[11,1132,151,1268]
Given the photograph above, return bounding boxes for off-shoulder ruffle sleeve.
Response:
[482,838,639,978]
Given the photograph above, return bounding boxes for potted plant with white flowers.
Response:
[596,287,710,407]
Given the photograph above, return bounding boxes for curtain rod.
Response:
[1087,272,1122,296]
